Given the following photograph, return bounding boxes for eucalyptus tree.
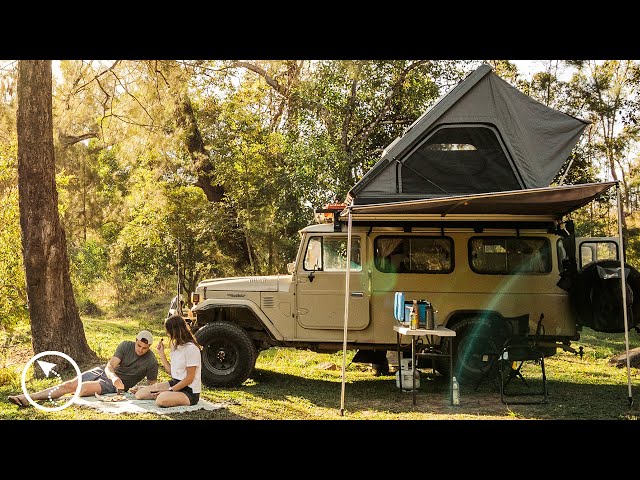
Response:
[16,60,96,361]
[180,60,318,274]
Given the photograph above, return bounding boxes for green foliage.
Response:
[111,185,174,300]
[69,238,109,315]
[96,146,131,202]
[0,140,27,329]
[162,184,237,290]
[70,239,109,285]
[297,60,453,197]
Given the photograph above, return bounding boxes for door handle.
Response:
[350,291,364,298]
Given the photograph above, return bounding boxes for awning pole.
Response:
[339,207,353,416]
[616,182,633,407]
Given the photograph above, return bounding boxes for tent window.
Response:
[425,143,476,151]
[303,236,361,272]
[374,236,453,273]
[469,237,551,275]
[401,125,520,195]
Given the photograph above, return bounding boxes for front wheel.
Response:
[195,321,258,387]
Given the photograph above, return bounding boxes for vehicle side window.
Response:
[557,239,566,271]
[579,241,618,269]
[304,237,322,271]
[374,236,453,273]
[303,236,362,272]
[470,237,551,274]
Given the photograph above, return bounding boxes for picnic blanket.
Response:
[72,392,228,415]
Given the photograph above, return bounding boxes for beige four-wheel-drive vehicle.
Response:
[180,64,640,387]
[185,198,638,387]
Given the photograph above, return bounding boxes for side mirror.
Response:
[287,262,296,275]
[308,262,319,283]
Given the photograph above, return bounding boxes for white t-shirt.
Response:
[170,342,202,393]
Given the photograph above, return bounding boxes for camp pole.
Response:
[340,206,353,416]
[616,181,633,407]
[177,239,183,316]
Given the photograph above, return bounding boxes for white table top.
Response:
[393,325,457,337]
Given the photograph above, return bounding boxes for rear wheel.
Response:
[195,321,258,387]
[440,317,506,385]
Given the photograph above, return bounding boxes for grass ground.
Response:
[1,294,639,421]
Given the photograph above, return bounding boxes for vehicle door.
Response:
[296,234,369,330]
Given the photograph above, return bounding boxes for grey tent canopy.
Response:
[347,64,589,206]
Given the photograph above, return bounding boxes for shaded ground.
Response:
[2,321,638,420]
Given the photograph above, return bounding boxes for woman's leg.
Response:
[155,391,191,407]
[134,382,170,400]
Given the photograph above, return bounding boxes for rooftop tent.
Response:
[347,64,590,205]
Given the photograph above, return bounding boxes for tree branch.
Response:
[110,68,155,125]
[342,64,361,152]
[230,61,288,96]
[72,60,121,95]
[348,60,429,154]
[100,112,156,129]
[58,132,99,147]
[220,60,337,136]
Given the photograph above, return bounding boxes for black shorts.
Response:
[168,378,200,406]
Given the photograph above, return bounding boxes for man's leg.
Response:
[8,378,103,405]
[8,367,108,406]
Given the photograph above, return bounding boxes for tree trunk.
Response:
[609,347,640,369]
[17,60,97,365]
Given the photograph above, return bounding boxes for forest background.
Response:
[2,59,639,336]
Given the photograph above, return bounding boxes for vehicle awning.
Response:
[340,182,616,221]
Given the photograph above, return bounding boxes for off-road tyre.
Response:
[195,321,258,387]
[439,317,506,385]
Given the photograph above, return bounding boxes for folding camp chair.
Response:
[498,314,548,404]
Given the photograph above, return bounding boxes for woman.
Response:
[135,314,202,407]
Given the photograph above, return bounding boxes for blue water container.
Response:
[394,292,405,322]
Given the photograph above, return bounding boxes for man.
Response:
[7,330,159,407]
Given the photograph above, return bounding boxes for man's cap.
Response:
[136,330,154,344]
